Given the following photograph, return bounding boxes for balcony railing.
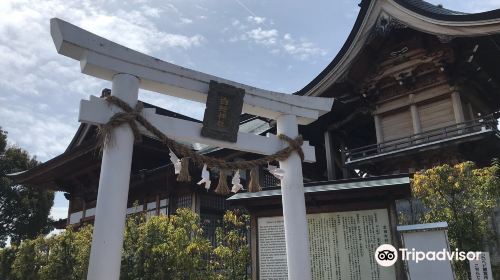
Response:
[345,116,499,163]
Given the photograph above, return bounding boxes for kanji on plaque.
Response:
[201,80,245,142]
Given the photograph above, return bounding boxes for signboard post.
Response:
[469,252,493,280]
[397,222,454,280]
[50,18,333,280]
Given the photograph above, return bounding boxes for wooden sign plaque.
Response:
[201,81,245,142]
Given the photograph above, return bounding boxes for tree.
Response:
[412,161,500,279]
[121,208,213,280]
[0,244,16,279]
[3,225,92,280]
[10,236,49,280]
[0,127,6,154]
[38,225,92,280]
[211,209,250,280]
[0,126,55,247]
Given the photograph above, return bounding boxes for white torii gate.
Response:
[50,18,334,280]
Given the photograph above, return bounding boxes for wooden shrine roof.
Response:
[295,0,500,97]
[228,174,412,208]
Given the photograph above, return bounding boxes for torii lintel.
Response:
[50,18,334,125]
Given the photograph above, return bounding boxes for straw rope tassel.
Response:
[215,170,230,195]
[177,157,191,182]
[248,167,262,193]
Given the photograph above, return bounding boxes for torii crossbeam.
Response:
[50,18,334,280]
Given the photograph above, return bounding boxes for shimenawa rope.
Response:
[98,96,304,192]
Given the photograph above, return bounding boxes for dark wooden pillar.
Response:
[340,142,349,179]
[155,194,160,216]
[81,199,87,224]
[66,198,72,227]
[324,130,337,180]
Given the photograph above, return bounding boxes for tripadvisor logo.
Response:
[375,244,398,267]
[375,244,482,267]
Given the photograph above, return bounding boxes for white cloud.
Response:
[158,33,204,49]
[247,16,266,24]
[180,17,193,24]
[270,48,280,54]
[283,41,327,60]
[228,36,239,42]
[78,13,205,53]
[247,27,278,45]
[0,0,207,164]
[165,3,181,16]
[281,33,327,60]
[141,5,161,18]
[230,25,326,60]
[0,104,77,160]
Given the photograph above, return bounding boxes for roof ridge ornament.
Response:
[374,12,408,37]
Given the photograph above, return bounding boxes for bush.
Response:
[0,209,250,280]
[121,208,213,280]
[412,161,500,280]
[211,210,250,280]
[0,245,17,280]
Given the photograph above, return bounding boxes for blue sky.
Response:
[1,0,499,220]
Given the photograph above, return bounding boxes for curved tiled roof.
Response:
[398,0,467,16]
[295,0,500,96]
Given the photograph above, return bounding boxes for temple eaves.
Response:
[297,0,500,97]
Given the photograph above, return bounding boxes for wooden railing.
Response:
[345,116,499,162]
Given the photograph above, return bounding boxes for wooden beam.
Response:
[324,130,337,180]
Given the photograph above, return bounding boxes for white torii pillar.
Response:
[277,114,311,279]
[50,18,333,280]
[87,74,139,279]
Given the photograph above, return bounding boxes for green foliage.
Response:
[1,225,93,280]
[0,127,7,154]
[39,226,93,280]
[121,208,213,280]
[0,209,250,279]
[11,236,48,280]
[412,161,500,279]
[211,210,250,280]
[0,245,16,279]
[0,126,54,247]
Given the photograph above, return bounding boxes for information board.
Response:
[258,209,396,280]
[469,252,493,280]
